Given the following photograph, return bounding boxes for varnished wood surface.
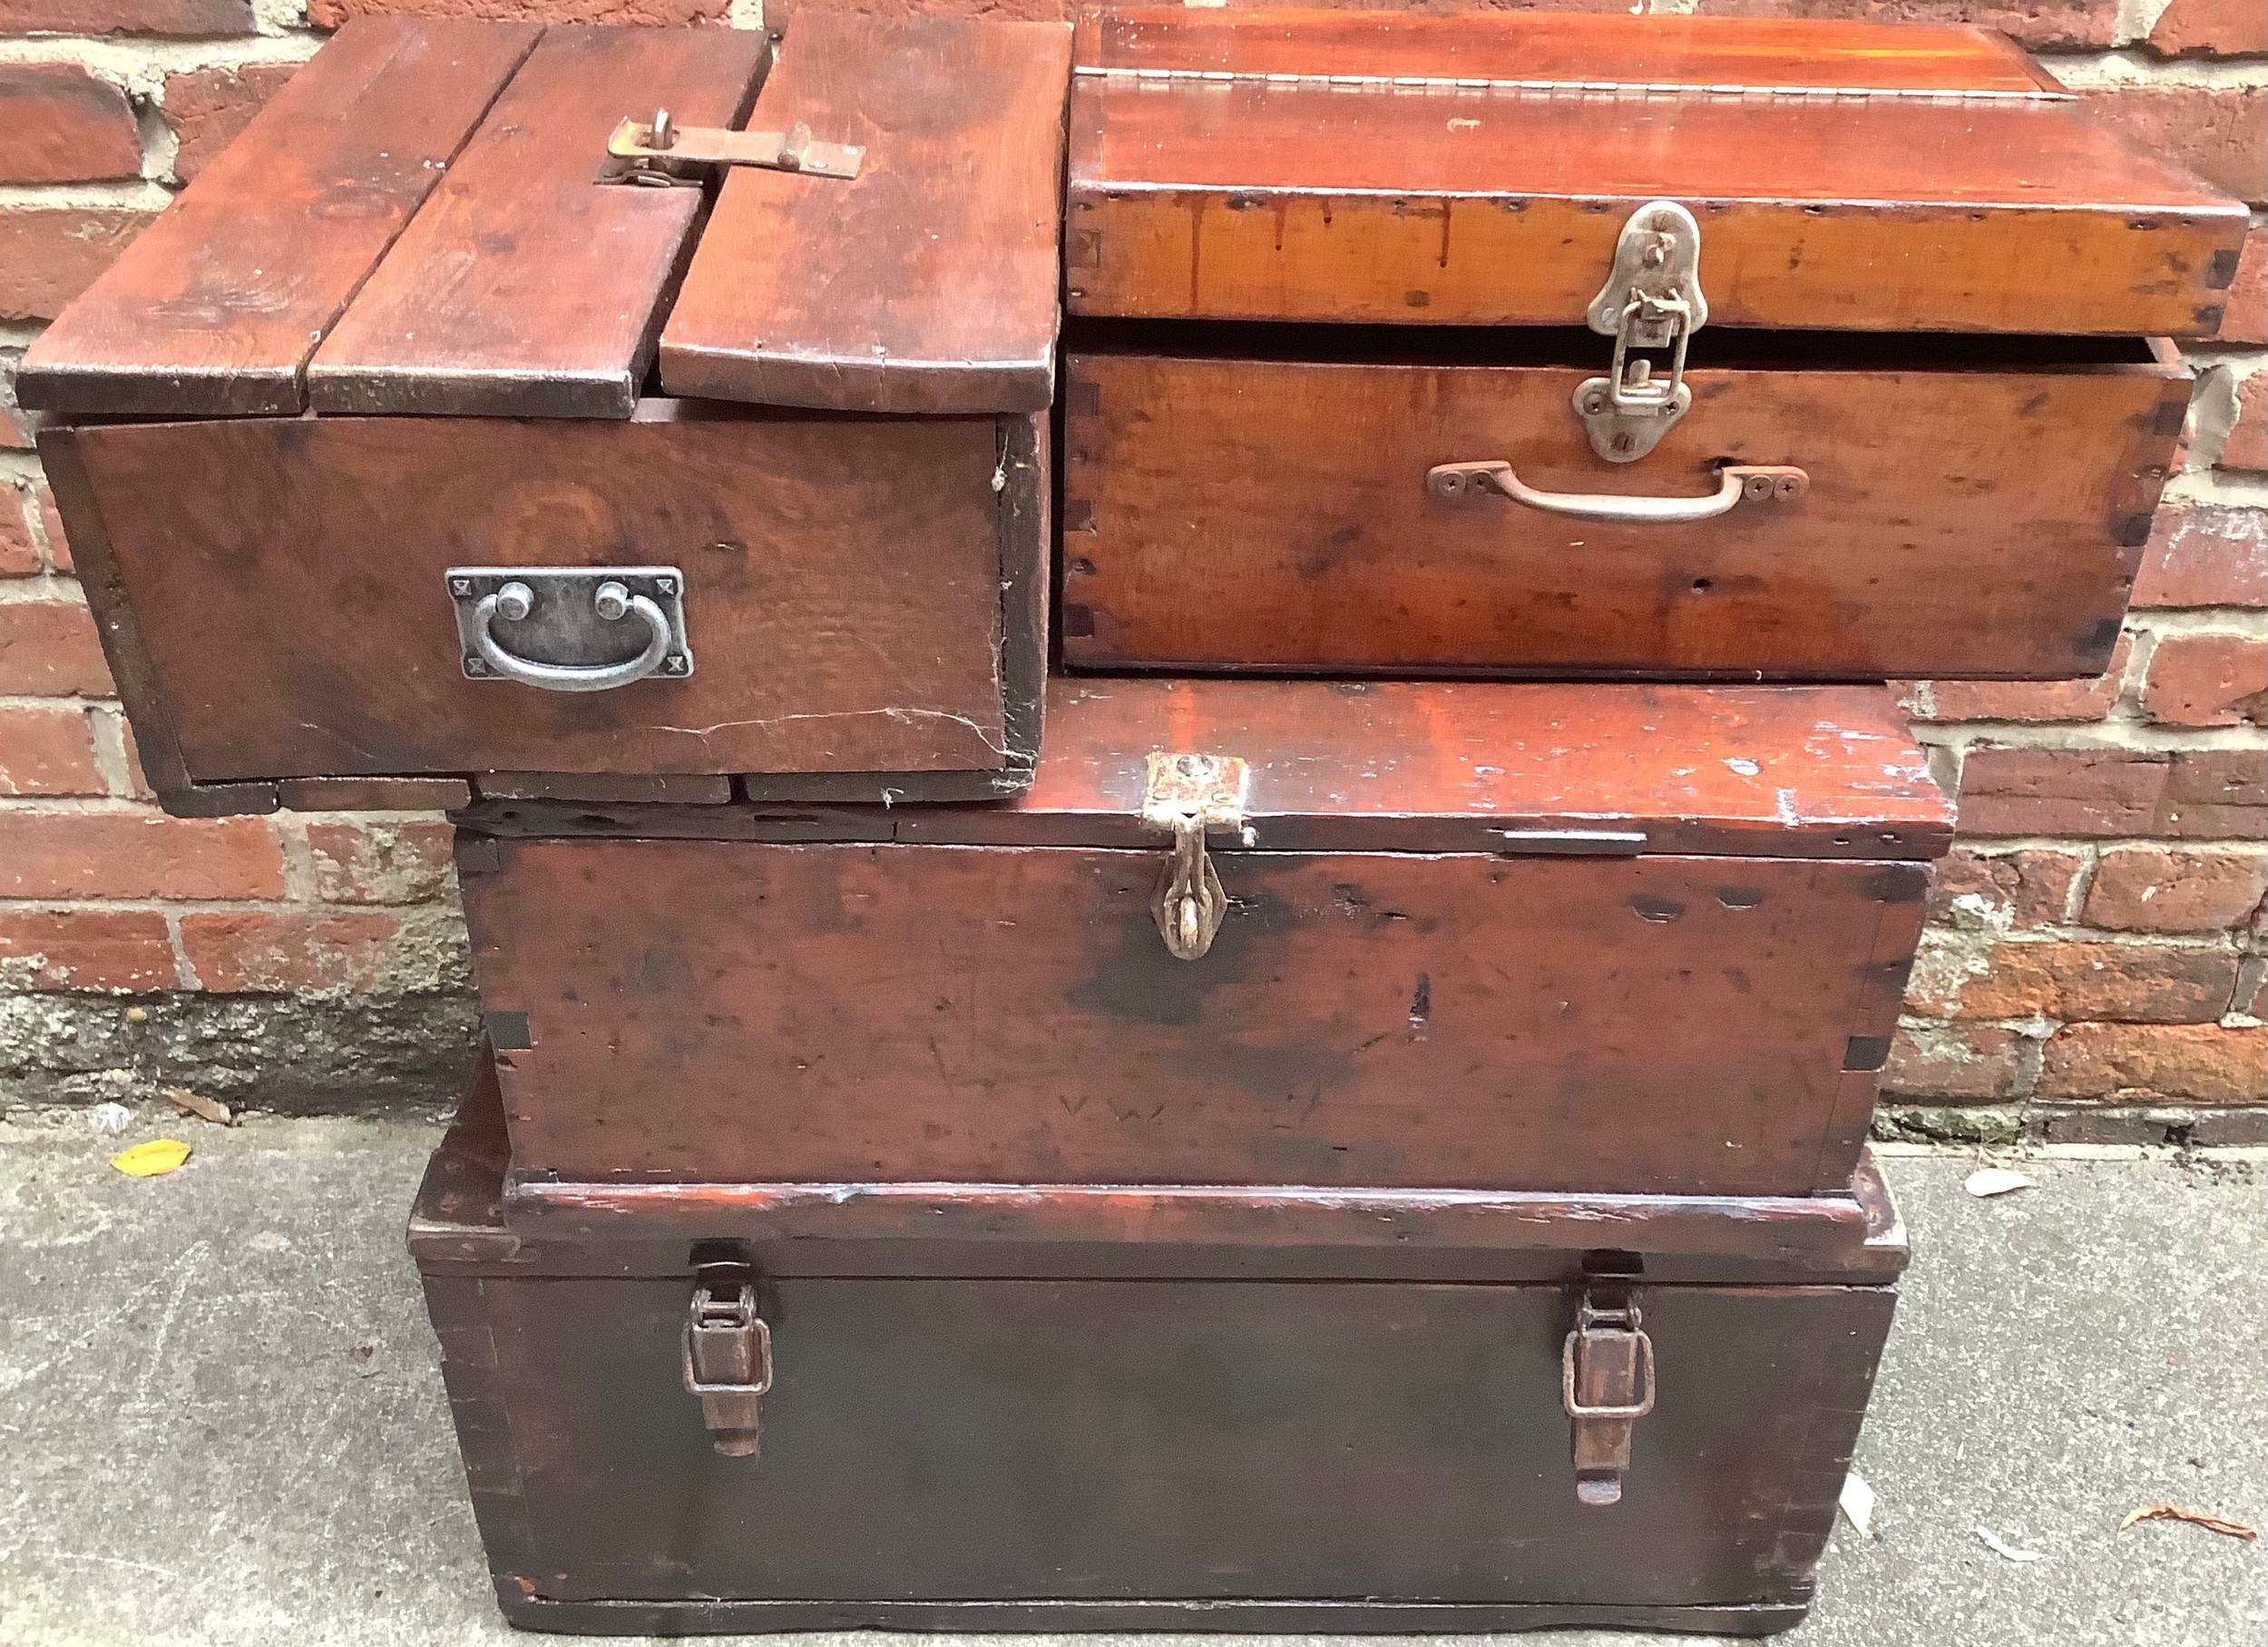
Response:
[68,411,1012,781]
[1061,346,2181,680]
[1067,12,2245,333]
[661,12,1071,415]
[308,26,770,417]
[464,835,1926,1195]
[17,19,537,417]
[1076,8,2057,93]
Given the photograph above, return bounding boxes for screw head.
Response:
[495,581,534,622]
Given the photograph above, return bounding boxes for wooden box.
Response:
[23,14,1069,816]
[458,676,1951,1199]
[417,1056,1908,1634]
[1059,9,2247,682]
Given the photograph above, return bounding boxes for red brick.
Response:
[2134,504,2267,609]
[2158,749,2267,838]
[1881,1022,2031,1101]
[1926,847,2085,927]
[0,703,105,797]
[177,908,404,993]
[33,482,68,573]
[1900,632,2130,723]
[0,0,255,30]
[2085,847,2268,932]
[2207,226,2267,347]
[0,66,141,186]
[0,208,160,325]
[2148,0,2268,56]
[305,819,458,905]
[0,600,114,696]
[2139,630,2268,726]
[2223,373,2267,474]
[308,0,726,23]
[2038,1021,2267,1103]
[0,908,175,993]
[162,62,298,185]
[0,487,34,578]
[2079,83,2268,207]
[1913,937,2238,1022]
[0,810,285,900]
[1956,746,2170,837]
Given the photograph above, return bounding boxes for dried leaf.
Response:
[2119,1503,2257,1540]
[1965,1167,2034,1198]
[110,1139,192,1178]
[1975,1528,2045,1563]
[1837,1470,1876,1538]
[161,1086,233,1126]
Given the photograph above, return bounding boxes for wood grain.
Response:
[662,12,1072,414]
[1061,345,2183,680]
[17,19,537,417]
[67,409,1013,783]
[1067,11,2245,332]
[308,26,771,417]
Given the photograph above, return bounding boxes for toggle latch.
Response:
[600,108,864,187]
[1562,1288,1657,1506]
[1140,750,1249,961]
[682,1262,772,1459]
[1576,201,1707,464]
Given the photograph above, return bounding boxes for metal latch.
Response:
[448,565,691,693]
[1576,202,1707,464]
[682,1267,772,1459]
[1562,1289,1656,1506]
[1140,751,1249,961]
[600,109,864,186]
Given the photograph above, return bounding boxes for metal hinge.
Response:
[682,1265,772,1458]
[1561,1289,1657,1505]
[1140,750,1250,961]
[1576,202,1707,463]
[600,109,863,187]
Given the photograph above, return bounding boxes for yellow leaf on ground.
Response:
[110,1139,192,1178]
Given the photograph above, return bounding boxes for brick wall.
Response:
[1,0,2262,1130]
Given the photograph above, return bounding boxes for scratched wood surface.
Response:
[1067,10,2245,332]
[1061,344,2183,679]
[463,835,1927,1195]
[64,409,1012,781]
[16,19,537,417]
[661,12,1072,414]
[308,26,771,417]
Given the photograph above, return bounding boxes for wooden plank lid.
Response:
[1068,7,2249,336]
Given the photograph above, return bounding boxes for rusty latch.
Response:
[682,1265,772,1458]
[600,109,863,187]
[1562,1289,1656,1506]
[1140,750,1249,962]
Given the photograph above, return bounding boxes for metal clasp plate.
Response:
[1140,751,1249,961]
[1561,1290,1657,1506]
[447,565,691,693]
[600,109,864,187]
[683,1270,772,1459]
[1577,202,1707,464]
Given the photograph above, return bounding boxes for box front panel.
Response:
[426,1271,1891,1607]
[68,412,1014,783]
[1062,350,2177,680]
[465,838,1925,1194]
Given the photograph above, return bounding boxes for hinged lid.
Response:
[1067,7,2248,336]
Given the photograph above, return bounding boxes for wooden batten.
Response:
[659,12,1074,414]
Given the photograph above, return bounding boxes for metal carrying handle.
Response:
[472,579,673,693]
[1427,462,1808,524]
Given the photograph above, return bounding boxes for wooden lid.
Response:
[1068,7,2248,336]
[22,13,1070,420]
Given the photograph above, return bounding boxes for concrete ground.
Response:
[0,1114,2260,1647]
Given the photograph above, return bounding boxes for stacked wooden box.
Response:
[23,6,2244,1634]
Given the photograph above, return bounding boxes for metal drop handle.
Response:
[472,579,674,692]
[1427,461,1807,524]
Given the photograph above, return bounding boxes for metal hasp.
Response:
[1140,750,1250,961]
[682,1265,772,1459]
[1562,1288,1657,1505]
[601,109,864,187]
[1578,201,1708,463]
[447,566,691,692]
